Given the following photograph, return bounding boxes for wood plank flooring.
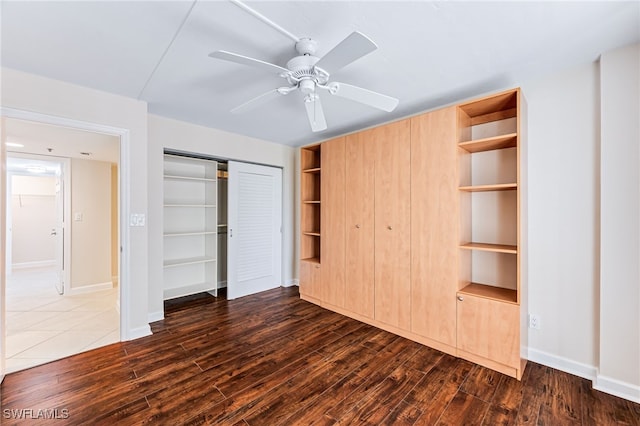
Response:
[1,286,638,425]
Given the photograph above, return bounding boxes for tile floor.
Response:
[5,266,119,373]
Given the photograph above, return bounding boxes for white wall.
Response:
[598,43,640,401]
[70,158,112,290]
[1,118,7,380]
[147,114,296,321]
[1,68,150,340]
[522,43,640,402]
[10,175,56,266]
[523,60,600,370]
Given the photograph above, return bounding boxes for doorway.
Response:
[4,118,121,373]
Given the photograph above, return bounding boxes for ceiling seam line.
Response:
[136,0,198,100]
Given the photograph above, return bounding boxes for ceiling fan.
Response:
[209,0,399,132]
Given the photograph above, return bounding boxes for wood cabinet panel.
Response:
[299,260,321,299]
[456,294,520,369]
[410,107,458,346]
[373,119,412,330]
[321,137,346,308]
[344,132,375,318]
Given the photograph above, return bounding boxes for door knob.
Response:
[50,229,57,236]
[457,296,464,301]
[387,225,393,230]
[355,224,360,229]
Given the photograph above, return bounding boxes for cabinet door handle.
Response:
[457,296,464,301]
[315,264,320,269]
[387,225,393,230]
[355,224,360,229]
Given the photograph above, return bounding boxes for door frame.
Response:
[1,107,131,343]
[5,153,71,292]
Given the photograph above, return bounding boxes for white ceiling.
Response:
[2,1,639,147]
[5,118,120,163]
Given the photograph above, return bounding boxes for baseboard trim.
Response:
[527,347,597,381]
[284,279,299,287]
[66,281,113,295]
[125,324,152,341]
[12,260,56,270]
[594,374,640,404]
[147,311,164,323]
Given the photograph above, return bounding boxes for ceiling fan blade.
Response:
[304,96,327,132]
[329,82,399,112]
[314,31,377,74]
[209,50,289,74]
[231,89,283,114]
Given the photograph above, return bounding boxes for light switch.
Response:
[74,212,83,222]
[129,213,146,227]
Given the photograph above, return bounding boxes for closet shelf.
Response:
[164,231,216,237]
[301,257,320,264]
[459,133,517,153]
[458,283,518,304]
[459,242,517,254]
[164,174,216,182]
[303,167,321,173]
[164,257,216,268]
[303,232,321,237]
[459,183,517,192]
[164,203,216,208]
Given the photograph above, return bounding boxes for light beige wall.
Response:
[10,175,56,265]
[111,163,119,284]
[1,118,7,378]
[2,68,149,339]
[70,158,112,289]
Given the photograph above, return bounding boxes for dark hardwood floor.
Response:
[1,286,638,425]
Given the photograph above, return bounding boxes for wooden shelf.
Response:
[459,283,517,304]
[164,174,216,182]
[460,242,517,254]
[303,232,321,237]
[459,133,517,153]
[303,200,321,204]
[303,167,321,173]
[459,183,517,192]
[301,257,320,264]
[164,231,216,237]
[164,256,216,268]
[164,204,216,208]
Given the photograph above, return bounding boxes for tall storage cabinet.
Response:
[410,107,459,352]
[163,154,218,299]
[299,88,527,380]
[372,120,412,330]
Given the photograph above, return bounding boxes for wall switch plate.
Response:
[129,213,146,227]
[73,212,83,222]
[528,314,541,330]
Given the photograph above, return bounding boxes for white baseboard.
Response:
[594,374,640,404]
[527,347,597,381]
[284,279,299,287]
[65,281,113,295]
[124,324,152,341]
[12,260,56,270]
[148,311,164,323]
[528,347,640,403]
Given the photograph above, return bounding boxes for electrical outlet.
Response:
[528,314,541,330]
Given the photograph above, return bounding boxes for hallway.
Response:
[5,266,119,373]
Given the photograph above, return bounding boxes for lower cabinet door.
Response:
[456,293,520,369]
[299,261,321,299]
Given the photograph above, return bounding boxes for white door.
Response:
[53,171,64,294]
[227,161,282,300]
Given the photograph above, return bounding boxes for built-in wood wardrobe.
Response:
[300,88,527,380]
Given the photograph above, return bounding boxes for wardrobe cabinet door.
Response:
[373,119,411,330]
[410,107,458,347]
[344,132,375,318]
[321,137,346,308]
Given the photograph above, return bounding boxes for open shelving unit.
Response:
[300,144,322,264]
[163,153,218,300]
